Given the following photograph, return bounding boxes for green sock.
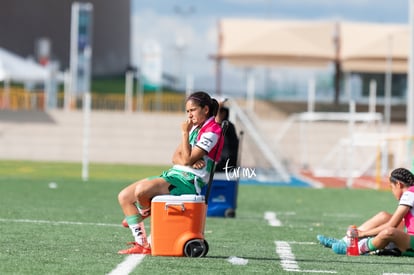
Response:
[367,238,377,251]
[125,214,143,226]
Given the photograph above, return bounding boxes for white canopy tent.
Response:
[218,19,336,68]
[217,19,409,73]
[0,47,49,82]
[340,21,409,73]
[216,18,414,173]
[0,47,63,110]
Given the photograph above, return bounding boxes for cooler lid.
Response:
[152,194,205,203]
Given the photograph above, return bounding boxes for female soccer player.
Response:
[317,167,414,256]
[117,91,223,254]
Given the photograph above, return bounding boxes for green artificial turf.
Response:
[0,160,413,274]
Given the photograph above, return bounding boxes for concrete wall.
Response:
[0,110,182,165]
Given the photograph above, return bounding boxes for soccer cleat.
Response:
[118,242,151,255]
[317,234,339,248]
[372,248,401,256]
[332,240,347,255]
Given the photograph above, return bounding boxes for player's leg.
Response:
[317,234,340,248]
[357,211,395,231]
[375,228,411,251]
[118,180,148,254]
[134,177,170,210]
[322,211,395,251]
[118,180,140,217]
[358,228,410,255]
[118,177,170,254]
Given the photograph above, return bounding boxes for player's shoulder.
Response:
[201,118,222,133]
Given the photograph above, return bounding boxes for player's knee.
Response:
[380,227,398,240]
[117,189,128,205]
[378,211,392,220]
[134,182,150,202]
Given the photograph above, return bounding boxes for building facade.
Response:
[0,0,130,76]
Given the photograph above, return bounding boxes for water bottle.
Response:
[346,225,359,256]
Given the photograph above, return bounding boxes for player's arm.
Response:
[359,205,409,238]
[173,140,206,166]
[172,119,193,165]
[172,119,207,166]
[185,130,220,167]
[172,143,206,169]
[172,143,182,164]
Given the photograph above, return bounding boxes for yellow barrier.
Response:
[0,88,186,112]
[0,88,44,110]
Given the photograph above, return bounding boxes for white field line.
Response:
[275,241,336,274]
[383,274,414,275]
[1,218,148,275]
[264,211,282,227]
[0,218,121,227]
[107,254,146,275]
[275,241,300,272]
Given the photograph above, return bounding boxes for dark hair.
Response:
[390,168,414,187]
[186,91,219,117]
[219,107,229,120]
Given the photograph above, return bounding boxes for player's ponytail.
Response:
[210,98,219,117]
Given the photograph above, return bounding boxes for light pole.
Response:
[408,0,414,171]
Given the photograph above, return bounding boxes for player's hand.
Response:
[192,159,205,169]
[181,119,193,133]
[357,229,365,238]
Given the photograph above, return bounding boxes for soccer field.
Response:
[1,160,414,275]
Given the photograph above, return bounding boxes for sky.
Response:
[131,0,410,96]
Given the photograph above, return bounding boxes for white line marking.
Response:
[383,274,414,275]
[107,254,145,275]
[0,218,120,227]
[275,241,336,274]
[265,211,282,227]
[227,256,249,265]
[2,217,147,275]
[275,241,300,271]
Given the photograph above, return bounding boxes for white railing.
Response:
[229,99,291,183]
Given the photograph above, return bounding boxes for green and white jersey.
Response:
[172,117,224,190]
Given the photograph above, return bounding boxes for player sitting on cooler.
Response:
[117,91,223,254]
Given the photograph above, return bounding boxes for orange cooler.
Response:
[150,194,208,257]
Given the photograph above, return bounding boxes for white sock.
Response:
[129,222,148,246]
[358,238,370,254]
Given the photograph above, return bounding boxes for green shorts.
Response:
[149,168,202,196]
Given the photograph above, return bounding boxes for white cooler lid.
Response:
[152,194,205,203]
